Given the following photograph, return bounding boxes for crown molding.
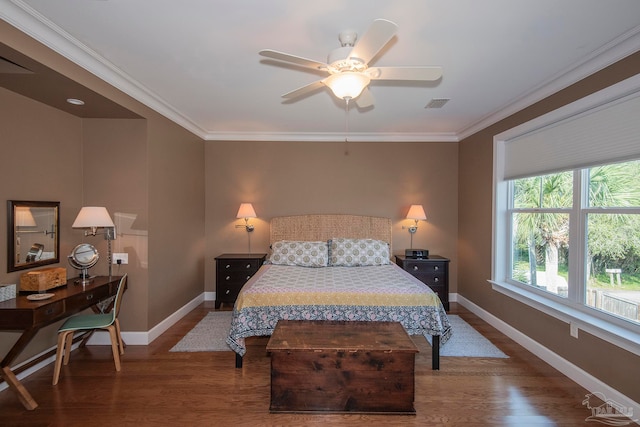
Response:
[4,1,640,143]
[203,131,459,142]
[457,25,640,141]
[3,0,209,139]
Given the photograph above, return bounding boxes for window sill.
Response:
[489,280,640,357]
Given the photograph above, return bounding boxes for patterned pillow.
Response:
[269,240,328,267]
[329,238,390,266]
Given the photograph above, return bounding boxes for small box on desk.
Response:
[20,267,67,292]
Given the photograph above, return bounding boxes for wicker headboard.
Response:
[270,214,392,254]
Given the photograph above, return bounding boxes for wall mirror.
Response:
[7,200,60,272]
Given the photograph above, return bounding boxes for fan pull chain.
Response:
[344,98,350,156]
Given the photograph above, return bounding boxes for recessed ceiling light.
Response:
[66,98,85,106]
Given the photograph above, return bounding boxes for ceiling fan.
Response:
[259,19,442,108]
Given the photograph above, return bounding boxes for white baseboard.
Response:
[456,293,640,422]
[87,292,205,345]
[0,292,207,393]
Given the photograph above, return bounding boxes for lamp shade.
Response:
[406,204,427,221]
[236,203,257,219]
[72,207,115,228]
[15,207,37,227]
[324,72,370,100]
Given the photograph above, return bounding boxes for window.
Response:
[510,171,572,297]
[492,74,640,355]
[508,161,640,324]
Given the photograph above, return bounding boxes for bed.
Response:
[226,214,451,370]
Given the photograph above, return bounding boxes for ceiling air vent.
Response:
[425,98,450,109]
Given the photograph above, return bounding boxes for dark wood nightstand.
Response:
[395,255,450,311]
[215,253,266,309]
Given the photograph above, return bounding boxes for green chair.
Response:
[53,274,128,385]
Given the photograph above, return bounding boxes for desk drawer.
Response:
[33,301,65,324]
[66,286,111,309]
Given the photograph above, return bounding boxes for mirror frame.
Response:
[7,200,60,272]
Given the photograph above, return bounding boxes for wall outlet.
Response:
[570,322,579,338]
[112,253,128,265]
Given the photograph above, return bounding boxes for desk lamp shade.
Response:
[72,207,114,235]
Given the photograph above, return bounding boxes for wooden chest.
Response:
[266,320,419,414]
[20,267,67,292]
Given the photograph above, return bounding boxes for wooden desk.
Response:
[0,275,123,410]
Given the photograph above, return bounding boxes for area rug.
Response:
[170,311,234,352]
[170,311,508,358]
[429,315,508,358]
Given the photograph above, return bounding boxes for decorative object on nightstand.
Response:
[235,203,257,253]
[215,253,266,309]
[395,254,450,311]
[71,206,116,279]
[404,204,427,250]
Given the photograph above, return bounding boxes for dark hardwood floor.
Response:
[0,302,603,426]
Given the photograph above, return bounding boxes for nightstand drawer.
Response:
[219,259,262,272]
[217,270,255,286]
[403,260,445,275]
[411,271,446,288]
[217,282,244,302]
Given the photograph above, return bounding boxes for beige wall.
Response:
[205,140,459,292]
[458,51,640,402]
[148,121,205,327]
[0,87,84,364]
[0,21,205,369]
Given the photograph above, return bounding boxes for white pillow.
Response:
[269,240,328,267]
[329,238,390,266]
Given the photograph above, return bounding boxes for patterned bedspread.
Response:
[226,263,452,356]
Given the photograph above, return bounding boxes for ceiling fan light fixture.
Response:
[324,72,370,100]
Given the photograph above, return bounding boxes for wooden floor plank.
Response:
[0,303,604,426]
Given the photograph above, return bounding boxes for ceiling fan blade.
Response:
[354,87,374,108]
[368,66,443,81]
[348,19,398,65]
[282,80,325,99]
[259,49,328,71]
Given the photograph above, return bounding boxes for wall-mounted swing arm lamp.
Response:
[72,206,116,277]
[235,203,256,232]
[405,204,427,249]
[235,203,257,254]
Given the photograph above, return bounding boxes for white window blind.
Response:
[503,80,640,180]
